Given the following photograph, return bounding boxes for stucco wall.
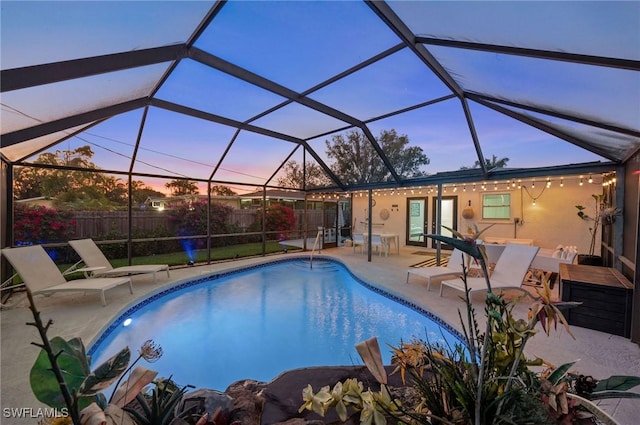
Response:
[351,175,604,255]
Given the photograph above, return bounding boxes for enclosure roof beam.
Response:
[152,99,346,190]
[1,45,187,92]
[416,36,640,71]
[1,98,149,148]
[365,0,463,97]
[467,93,640,138]
[472,97,622,162]
[188,47,362,128]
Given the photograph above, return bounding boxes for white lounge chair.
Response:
[406,248,466,291]
[1,245,133,307]
[439,244,540,298]
[68,239,170,284]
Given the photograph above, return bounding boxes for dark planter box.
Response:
[560,264,633,338]
[577,254,602,266]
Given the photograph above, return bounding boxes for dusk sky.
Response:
[2,1,638,194]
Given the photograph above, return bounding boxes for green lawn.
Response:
[118,241,302,267]
[3,241,302,287]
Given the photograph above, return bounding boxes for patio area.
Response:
[1,245,638,424]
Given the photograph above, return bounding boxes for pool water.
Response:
[89,259,460,392]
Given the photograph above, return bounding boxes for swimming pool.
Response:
[89,258,460,392]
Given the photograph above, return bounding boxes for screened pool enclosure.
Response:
[1,1,638,269]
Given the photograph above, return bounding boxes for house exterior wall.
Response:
[351,176,605,254]
[624,152,640,344]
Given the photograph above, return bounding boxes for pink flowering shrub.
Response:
[249,203,296,234]
[13,205,76,245]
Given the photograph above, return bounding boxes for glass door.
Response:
[406,197,428,247]
[323,201,338,248]
[431,196,458,250]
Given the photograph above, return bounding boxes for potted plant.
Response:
[575,194,607,266]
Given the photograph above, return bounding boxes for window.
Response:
[482,193,511,220]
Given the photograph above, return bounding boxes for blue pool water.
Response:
[89,259,460,391]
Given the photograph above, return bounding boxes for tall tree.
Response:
[276,130,429,188]
[165,179,199,196]
[276,160,333,189]
[461,155,510,170]
[209,185,237,196]
[325,129,429,185]
[130,180,165,205]
[13,146,123,207]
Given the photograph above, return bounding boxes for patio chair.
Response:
[352,233,365,254]
[369,234,388,256]
[68,239,170,284]
[406,248,466,291]
[1,245,133,307]
[439,244,540,298]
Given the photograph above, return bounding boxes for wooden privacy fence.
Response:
[73,211,167,238]
[73,210,329,239]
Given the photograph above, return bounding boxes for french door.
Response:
[406,197,428,247]
[431,196,458,250]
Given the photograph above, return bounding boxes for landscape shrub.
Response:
[247,203,296,237]
[13,205,77,262]
[14,204,76,245]
[167,200,242,248]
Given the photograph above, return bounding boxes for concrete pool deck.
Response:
[1,245,639,424]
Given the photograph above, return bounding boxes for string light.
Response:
[560,178,564,187]
[579,177,583,186]
[546,178,551,188]
[588,175,593,184]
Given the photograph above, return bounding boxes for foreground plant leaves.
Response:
[356,337,387,385]
[299,384,332,416]
[110,366,158,408]
[31,337,92,410]
[78,347,130,396]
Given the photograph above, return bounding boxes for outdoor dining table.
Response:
[363,232,400,255]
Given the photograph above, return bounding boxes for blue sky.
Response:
[2,1,638,194]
